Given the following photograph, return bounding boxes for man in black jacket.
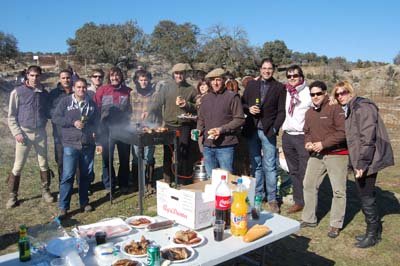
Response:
[48,69,74,186]
[242,58,286,213]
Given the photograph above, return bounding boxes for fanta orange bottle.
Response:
[231,178,248,236]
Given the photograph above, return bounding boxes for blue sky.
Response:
[2,0,399,63]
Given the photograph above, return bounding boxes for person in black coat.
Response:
[241,58,286,213]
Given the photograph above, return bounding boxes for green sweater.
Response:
[150,79,197,127]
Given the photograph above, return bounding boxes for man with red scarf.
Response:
[282,65,313,213]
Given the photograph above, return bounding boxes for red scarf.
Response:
[285,81,303,116]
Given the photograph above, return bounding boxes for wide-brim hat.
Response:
[171,63,192,73]
[205,68,226,79]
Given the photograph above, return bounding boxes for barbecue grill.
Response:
[109,124,178,214]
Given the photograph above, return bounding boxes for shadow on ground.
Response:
[221,234,335,266]
[314,177,400,229]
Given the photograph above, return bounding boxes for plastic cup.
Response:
[191,129,200,141]
[95,231,107,245]
[213,220,225,242]
[50,258,67,266]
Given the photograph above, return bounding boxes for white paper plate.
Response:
[170,230,205,248]
[111,258,142,266]
[119,238,152,258]
[161,244,195,263]
[125,216,156,229]
[46,237,88,257]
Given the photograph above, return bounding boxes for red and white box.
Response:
[156,180,214,230]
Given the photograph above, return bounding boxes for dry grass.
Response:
[0,98,399,265]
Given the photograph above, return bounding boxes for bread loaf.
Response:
[243,224,271,242]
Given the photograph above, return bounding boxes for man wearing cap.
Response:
[197,68,245,177]
[242,58,286,213]
[147,63,198,183]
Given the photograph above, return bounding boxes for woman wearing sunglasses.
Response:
[333,81,394,248]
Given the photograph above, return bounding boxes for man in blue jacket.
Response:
[53,78,100,218]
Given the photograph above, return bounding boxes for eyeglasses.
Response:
[286,74,300,79]
[310,92,324,97]
[92,75,103,79]
[335,90,349,97]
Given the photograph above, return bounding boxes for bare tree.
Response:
[198,24,257,75]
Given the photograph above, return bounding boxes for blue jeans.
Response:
[131,145,155,165]
[203,145,235,177]
[59,145,95,210]
[247,130,277,202]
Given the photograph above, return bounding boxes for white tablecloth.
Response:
[0,212,300,266]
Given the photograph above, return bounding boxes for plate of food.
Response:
[171,229,205,247]
[177,113,198,120]
[73,218,132,241]
[125,216,156,229]
[161,244,195,263]
[112,258,142,266]
[120,235,151,258]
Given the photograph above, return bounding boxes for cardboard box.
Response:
[156,171,256,230]
[156,180,214,230]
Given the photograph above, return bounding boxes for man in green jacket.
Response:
[148,63,199,184]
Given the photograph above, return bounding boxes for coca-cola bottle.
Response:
[215,175,231,229]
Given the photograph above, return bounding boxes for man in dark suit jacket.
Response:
[242,58,286,213]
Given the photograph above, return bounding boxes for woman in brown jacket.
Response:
[333,81,394,248]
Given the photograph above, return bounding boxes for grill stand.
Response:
[109,128,179,215]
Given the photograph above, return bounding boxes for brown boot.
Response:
[40,170,54,203]
[6,172,20,209]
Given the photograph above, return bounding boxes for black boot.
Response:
[145,163,156,195]
[355,221,382,242]
[355,196,381,248]
[131,164,139,192]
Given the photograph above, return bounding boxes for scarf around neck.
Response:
[285,81,306,116]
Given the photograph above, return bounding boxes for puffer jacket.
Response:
[345,97,394,175]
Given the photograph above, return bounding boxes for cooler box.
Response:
[156,180,214,230]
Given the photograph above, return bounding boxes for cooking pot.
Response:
[193,161,208,183]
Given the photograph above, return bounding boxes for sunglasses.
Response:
[335,90,349,97]
[286,74,300,79]
[310,92,324,97]
[92,75,103,79]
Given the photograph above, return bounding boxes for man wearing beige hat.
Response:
[148,63,199,184]
[197,68,245,177]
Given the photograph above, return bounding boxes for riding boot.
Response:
[40,170,54,203]
[355,196,381,248]
[355,221,382,242]
[6,172,20,209]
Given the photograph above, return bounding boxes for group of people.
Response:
[6,58,394,249]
